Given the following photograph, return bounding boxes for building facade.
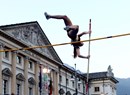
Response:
[0,21,63,95]
[85,65,119,95]
[58,63,87,95]
[0,21,118,95]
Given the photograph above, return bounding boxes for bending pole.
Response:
[0,32,130,52]
[86,19,91,95]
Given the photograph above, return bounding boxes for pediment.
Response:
[59,88,65,94]
[0,21,62,64]
[66,91,71,95]
[16,73,25,81]
[2,68,13,77]
[28,77,36,85]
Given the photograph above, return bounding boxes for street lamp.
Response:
[70,64,77,95]
[43,67,51,73]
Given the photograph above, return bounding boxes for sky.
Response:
[0,0,130,78]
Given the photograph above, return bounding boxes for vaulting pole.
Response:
[1,29,130,52]
[86,19,91,95]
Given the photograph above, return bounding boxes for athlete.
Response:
[44,12,91,59]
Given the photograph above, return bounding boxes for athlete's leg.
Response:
[44,12,72,26]
[76,48,90,59]
[44,12,79,39]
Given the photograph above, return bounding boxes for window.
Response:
[59,75,62,83]
[112,87,114,92]
[66,78,69,85]
[72,81,75,88]
[2,80,8,94]
[78,83,81,90]
[3,51,9,60]
[17,84,21,95]
[94,87,100,92]
[29,87,33,95]
[17,55,22,64]
[28,61,33,69]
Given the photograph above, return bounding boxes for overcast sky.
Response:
[0,0,130,78]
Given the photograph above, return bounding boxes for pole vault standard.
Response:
[0,31,130,52]
[86,19,91,95]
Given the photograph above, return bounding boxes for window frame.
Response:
[66,78,69,86]
[78,83,81,90]
[29,87,33,95]
[59,75,62,83]
[17,83,21,95]
[28,60,33,70]
[94,86,100,92]
[3,51,9,60]
[17,55,22,64]
[2,79,8,94]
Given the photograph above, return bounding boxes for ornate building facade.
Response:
[84,65,118,95]
[0,21,63,95]
[0,21,118,95]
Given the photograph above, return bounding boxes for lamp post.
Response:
[74,63,78,95]
[70,64,83,95]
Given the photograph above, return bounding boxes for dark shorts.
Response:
[72,43,83,49]
[73,45,80,49]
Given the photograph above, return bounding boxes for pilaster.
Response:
[55,72,58,95]
[35,62,39,95]
[24,56,29,95]
[0,43,3,94]
[11,51,17,94]
[52,70,58,95]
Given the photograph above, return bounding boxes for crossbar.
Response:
[0,32,130,52]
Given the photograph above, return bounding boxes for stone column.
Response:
[35,62,39,95]
[11,51,17,94]
[24,56,29,95]
[53,70,58,95]
[0,43,3,94]
[55,72,58,95]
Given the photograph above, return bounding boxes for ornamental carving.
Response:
[8,26,52,58]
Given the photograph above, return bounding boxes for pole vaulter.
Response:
[44,12,91,59]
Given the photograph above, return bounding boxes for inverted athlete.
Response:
[44,12,91,59]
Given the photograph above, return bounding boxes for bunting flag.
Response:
[49,80,52,95]
[39,65,42,92]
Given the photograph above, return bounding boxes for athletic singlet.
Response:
[67,27,83,48]
[67,27,78,40]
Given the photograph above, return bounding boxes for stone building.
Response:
[84,65,119,95]
[0,21,63,95]
[0,21,118,95]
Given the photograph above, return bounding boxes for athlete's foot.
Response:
[64,26,70,31]
[44,12,50,20]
